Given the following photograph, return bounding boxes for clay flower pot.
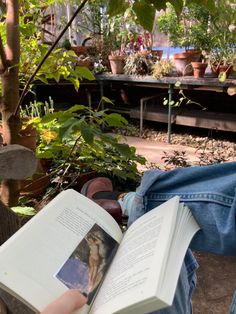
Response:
[173,52,193,76]
[77,59,93,69]
[71,46,87,56]
[151,49,163,60]
[210,62,220,77]
[191,62,208,78]
[108,55,125,74]
[219,64,233,78]
[211,63,233,78]
[185,49,202,62]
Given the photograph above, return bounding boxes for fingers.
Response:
[40,289,87,314]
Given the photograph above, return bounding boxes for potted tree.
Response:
[157,3,212,75]
[205,0,236,80]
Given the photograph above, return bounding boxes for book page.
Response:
[158,205,200,304]
[90,197,180,314]
[0,190,123,313]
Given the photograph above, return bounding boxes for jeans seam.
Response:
[146,192,234,207]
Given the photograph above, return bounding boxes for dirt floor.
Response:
[192,252,236,314]
[124,128,236,314]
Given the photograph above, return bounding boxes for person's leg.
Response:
[229,291,236,314]
[129,162,236,256]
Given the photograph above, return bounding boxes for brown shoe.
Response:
[81,177,122,224]
[95,199,122,224]
[80,177,113,199]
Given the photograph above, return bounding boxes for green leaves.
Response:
[186,0,216,14]
[218,71,227,83]
[75,66,95,81]
[104,113,128,128]
[147,0,168,11]
[107,0,129,16]
[11,206,36,216]
[171,0,184,17]
[133,1,155,32]
[31,102,146,184]
[80,121,94,145]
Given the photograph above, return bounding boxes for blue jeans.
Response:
[128,162,236,314]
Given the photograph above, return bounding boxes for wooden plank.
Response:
[130,103,236,132]
[176,110,236,132]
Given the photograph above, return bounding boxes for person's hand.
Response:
[40,289,87,314]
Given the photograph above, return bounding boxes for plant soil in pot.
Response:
[173,52,193,76]
[191,62,208,78]
[108,55,125,74]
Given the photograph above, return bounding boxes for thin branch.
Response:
[14,0,89,115]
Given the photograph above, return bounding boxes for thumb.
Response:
[41,289,87,314]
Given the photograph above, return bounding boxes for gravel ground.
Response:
[117,119,236,314]
[115,119,236,165]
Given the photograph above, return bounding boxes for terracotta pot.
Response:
[18,127,37,151]
[219,64,233,78]
[71,46,87,56]
[20,160,50,197]
[210,62,220,77]
[173,52,193,76]
[185,49,202,62]
[77,59,93,69]
[151,49,163,60]
[211,63,233,78]
[108,55,125,74]
[191,62,208,78]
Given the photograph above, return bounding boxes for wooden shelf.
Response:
[130,104,236,132]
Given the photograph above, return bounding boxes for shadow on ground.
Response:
[192,252,236,314]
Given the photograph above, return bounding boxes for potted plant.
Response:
[152,59,174,78]
[157,3,212,75]
[207,46,236,79]
[108,50,126,74]
[124,53,153,76]
[205,0,236,80]
[30,103,146,196]
[191,60,208,78]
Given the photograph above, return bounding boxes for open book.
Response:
[0,189,200,314]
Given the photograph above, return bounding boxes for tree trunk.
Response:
[0,200,19,245]
[0,0,21,206]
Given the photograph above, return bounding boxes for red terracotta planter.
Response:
[185,49,202,62]
[211,63,233,78]
[108,55,125,74]
[191,62,208,78]
[219,64,233,78]
[210,62,220,77]
[173,52,193,76]
[151,49,163,60]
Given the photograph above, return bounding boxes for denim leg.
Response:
[229,291,236,314]
[129,162,236,256]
